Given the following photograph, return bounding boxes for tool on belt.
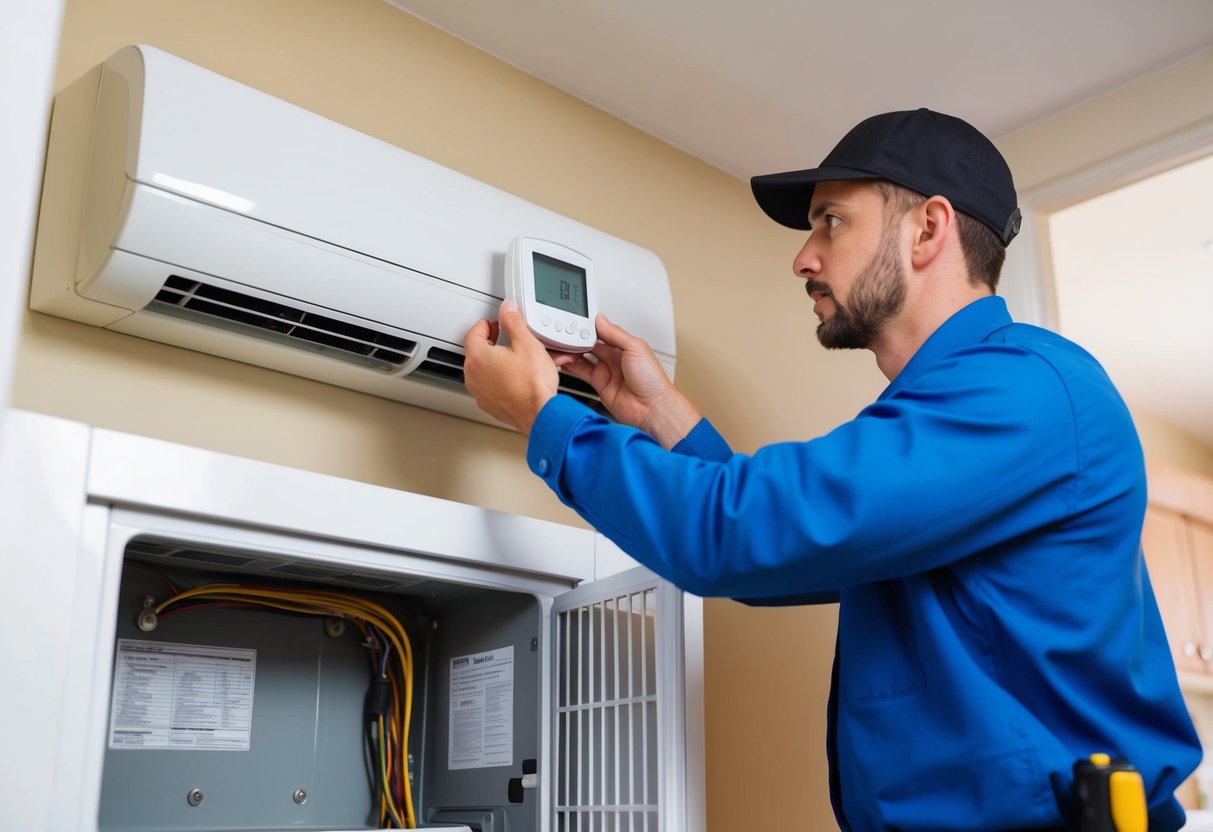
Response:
[1071,753,1148,832]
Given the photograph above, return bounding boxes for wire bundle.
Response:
[152,581,418,828]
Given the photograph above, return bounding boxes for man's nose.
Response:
[792,235,820,280]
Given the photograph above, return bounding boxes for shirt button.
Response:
[537,458,551,476]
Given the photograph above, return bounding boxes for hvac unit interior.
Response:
[30,45,677,427]
[1,410,705,832]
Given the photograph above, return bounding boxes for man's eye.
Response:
[825,215,843,231]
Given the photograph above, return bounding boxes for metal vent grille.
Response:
[556,589,659,831]
[148,275,418,372]
[412,347,609,415]
[124,538,422,591]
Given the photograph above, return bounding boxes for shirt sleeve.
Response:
[611,409,839,605]
[670,418,733,461]
[526,344,1080,601]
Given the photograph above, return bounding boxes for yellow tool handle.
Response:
[1107,769,1146,832]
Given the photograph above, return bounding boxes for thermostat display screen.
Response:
[532,253,588,317]
[505,234,596,352]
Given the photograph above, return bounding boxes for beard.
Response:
[806,224,907,350]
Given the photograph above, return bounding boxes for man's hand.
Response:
[554,314,701,449]
[463,300,559,434]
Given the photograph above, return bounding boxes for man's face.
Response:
[794,181,907,350]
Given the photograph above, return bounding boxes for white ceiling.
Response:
[384,0,1213,448]
[385,0,1213,178]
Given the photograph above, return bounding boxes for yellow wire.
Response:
[379,714,406,828]
[156,584,418,826]
[387,661,416,827]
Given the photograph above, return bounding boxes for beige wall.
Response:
[1136,412,1213,482]
[15,0,885,828]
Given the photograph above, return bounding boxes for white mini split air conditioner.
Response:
[31,45,677,427]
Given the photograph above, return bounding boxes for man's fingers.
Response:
[464,318,492,353]
[589,339,623,370]
[497,299,539,349]
[557,356,595,384]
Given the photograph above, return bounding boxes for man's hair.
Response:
[872,181,1006,292]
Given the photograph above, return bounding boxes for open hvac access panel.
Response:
[1,414,703,832]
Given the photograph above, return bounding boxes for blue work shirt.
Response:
[527,296,1201,831]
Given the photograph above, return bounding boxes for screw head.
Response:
[136,610,159,632]
[323,618,345,638]
[187,789,204,807]
[293,788,308,805]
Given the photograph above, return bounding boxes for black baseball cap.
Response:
[751,108,1022,245]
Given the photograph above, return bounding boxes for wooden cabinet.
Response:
[1140,462,1213,812]
[1142,462,1213,688]
[1144,506,1206,673]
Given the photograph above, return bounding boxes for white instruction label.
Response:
[448,645,514,770]
[108,639,256,751]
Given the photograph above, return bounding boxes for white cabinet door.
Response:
[552,567,689,832]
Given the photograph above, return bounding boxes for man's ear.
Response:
[909,195,955,270]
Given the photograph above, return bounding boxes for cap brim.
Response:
[750,166,878,230]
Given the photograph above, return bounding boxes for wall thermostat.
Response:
[505,235,597,352]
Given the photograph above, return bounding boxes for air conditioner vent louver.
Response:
[553,372,603,405]
[411,346,466,386]
[411,346,609,416]
[148,275,418,372]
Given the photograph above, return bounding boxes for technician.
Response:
[462,108,1201,831]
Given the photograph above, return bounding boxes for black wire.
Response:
[362,711,381,825]
[359,624,395,828]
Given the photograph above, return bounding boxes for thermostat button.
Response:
[541,315,551,327]
[554,321,564,333]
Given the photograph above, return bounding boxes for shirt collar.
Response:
[878,295,1013,401]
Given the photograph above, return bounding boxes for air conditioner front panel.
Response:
[105,45,675,358]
